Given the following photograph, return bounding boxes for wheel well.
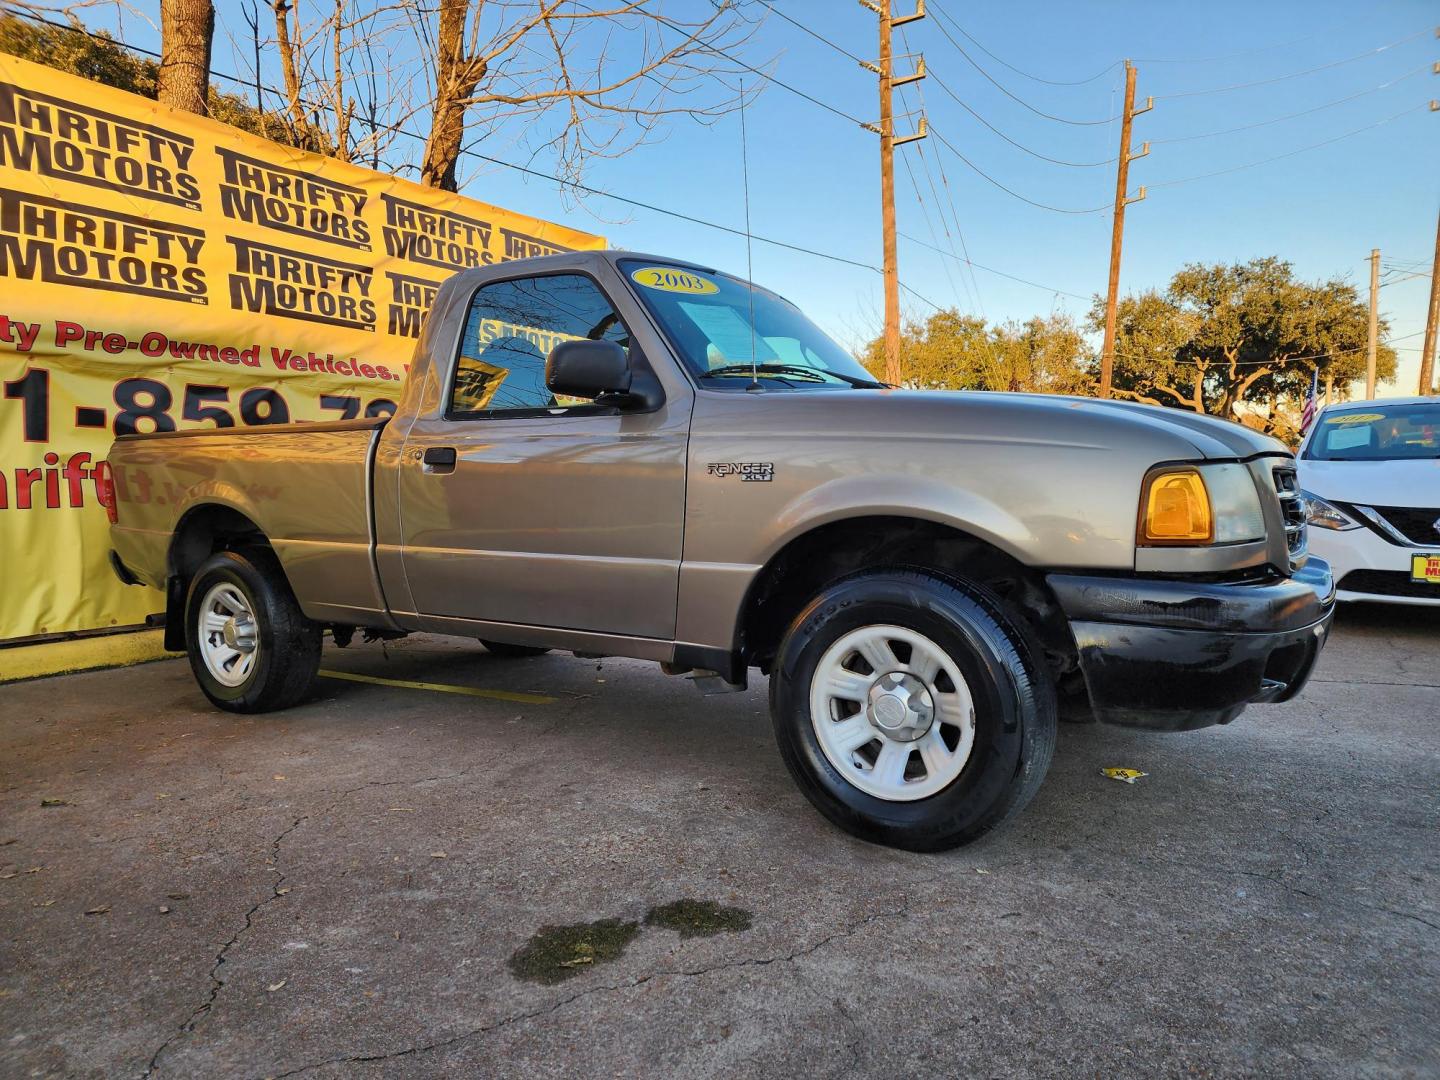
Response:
[739,515,1080,688]
[163,505,270,650]
[169,504,269,578]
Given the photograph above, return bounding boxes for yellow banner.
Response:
[0,53,604,642]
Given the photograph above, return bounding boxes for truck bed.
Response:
[108,418,390,626]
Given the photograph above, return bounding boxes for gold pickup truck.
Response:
[105,251,1334,850]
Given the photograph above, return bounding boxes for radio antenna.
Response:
[739,78,760,391]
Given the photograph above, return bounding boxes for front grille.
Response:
[1338,569,1440,600]
[1272,465,1306,555]
[1368,505,1440,546]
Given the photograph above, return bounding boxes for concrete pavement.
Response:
[1,605,1436,1079]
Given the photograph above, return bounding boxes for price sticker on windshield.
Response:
[1325,412,1386,424]
[630,266,719,295]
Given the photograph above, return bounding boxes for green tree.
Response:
[865,310,1094,395]
[1094,257,1394,434]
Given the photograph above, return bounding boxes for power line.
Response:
[926,0,1122,86]
[900,151,972,311]
[928,125,1112,214]
[929,70,1116,167]
[754,0,866,65]
[896,21,985,314]
[647,10,869,127]
[898,232,1093,301]
[1149,102,1428,189]
[927,3,1119,125]
[1150,64,1429,144]
[1153,26,1434,100]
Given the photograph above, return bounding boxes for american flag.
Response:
[1300,367,1319,433]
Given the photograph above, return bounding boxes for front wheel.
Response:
[769,569,1056,852]
[185,550,321,713]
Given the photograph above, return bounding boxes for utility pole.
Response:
[1419,205,1440,396]
[861,0,926,386]
[1367,248,1380,400]
[1098,61,1151,399]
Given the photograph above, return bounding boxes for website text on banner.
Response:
[0,53,605,643]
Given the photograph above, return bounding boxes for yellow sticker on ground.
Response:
[630,266,720,295]
[1101,767,1148,784]
[1325,413,1386,424]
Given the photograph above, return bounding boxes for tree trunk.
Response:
[269,0,310,140]
[157,0,214,115]
[420,0,486,191]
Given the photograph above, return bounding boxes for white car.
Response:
[1297,396,1440,605]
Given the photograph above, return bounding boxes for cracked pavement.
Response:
[1,604,1437,1079]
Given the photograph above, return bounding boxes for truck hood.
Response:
[871,390,1288,460]
[1297,457,1440,507]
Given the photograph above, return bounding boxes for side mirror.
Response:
[546,339,631,400]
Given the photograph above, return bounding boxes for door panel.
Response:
[397,410,688,638]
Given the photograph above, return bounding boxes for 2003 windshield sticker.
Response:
[630,266,719,295]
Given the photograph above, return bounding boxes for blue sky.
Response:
[102,0,1439,393]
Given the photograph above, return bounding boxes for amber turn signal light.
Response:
[1139,468,1212,544]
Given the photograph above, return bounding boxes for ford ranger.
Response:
[105,250,1335,850]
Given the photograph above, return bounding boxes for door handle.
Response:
[422,446,457,473]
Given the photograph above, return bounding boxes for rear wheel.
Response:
[478,640,551,658]
[185,550,321,713]
[769,569,1056,851]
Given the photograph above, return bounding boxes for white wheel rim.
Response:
[197,581,260,688]
[809,624,976,802]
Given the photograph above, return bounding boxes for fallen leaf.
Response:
[156,793,170,799]
[0,872,15,880]
[266,980,286,992]
[166,893,190,900]
[387,808,415,813]
[273,775,286,781]
[24,867,42,874]
[975,868,991,875]
[430,852,447,859]
[276,887,291,896]
[40,799,68,808]
[84,906,110,916]
[33,900,55,908]
[158,906,170,915]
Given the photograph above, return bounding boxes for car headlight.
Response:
[1138,463,1266,546]
[1301,489,1360,531]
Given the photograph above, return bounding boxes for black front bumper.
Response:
[1047,558,1335,731]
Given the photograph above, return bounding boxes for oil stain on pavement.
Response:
[508,918,642,984]
[644,899,753,937]
[509,900,754,983]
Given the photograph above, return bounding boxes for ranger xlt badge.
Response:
[707,462,774,482]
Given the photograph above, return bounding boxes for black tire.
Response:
[769,569,1056,852]
[478,640,551,658]
[184,549,321,713]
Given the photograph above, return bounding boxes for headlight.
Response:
[1138,463,1266,546]
[1301,489,1360,531]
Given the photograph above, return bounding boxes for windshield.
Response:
[1305,404,1440,460]
[619,259,882,388]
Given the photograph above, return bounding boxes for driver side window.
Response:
[449,273,629,416]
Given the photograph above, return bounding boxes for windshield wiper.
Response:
[699,363,888,388]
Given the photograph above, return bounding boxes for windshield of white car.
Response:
[618,259,884,389]
[1305,404,1440,460]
